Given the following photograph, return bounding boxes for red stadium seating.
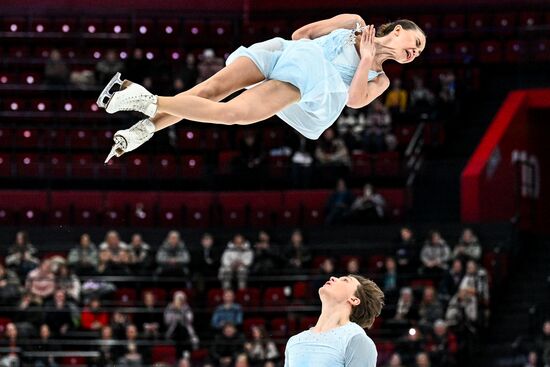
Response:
[0,191,47,225]
[236,288,261,308]
[115,288,137,306]
[181,154,204,179]
[71,154,97,178]
[45,154,69,179]
[207,288,224,307]
[125,154,151,179]
[479,41,503,63]
[0,153,11,178]
[104,191,157,226]
[15,153,43,178]
[299,316,318,331]
[151,345,176,365]
[219,192,248,227]
[15,128,41,148]
[263,287,287,307]
[152,154,179,179]
[50,191,103,226]
[351,151,374,179]
[142,288,167,304]
[248,191,283,227]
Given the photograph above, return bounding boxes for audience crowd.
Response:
[0,225,494,367]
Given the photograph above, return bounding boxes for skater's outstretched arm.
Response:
[292,13,366,40]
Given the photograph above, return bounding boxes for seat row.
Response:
[2,39,549,66]
[0,150,404,181]
[0,189,409,227]
[1,11,547,41]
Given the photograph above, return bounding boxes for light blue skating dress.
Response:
[226,28,383,139]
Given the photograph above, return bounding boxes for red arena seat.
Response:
[236,288,261,308]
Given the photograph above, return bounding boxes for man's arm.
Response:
[292,14,365,40]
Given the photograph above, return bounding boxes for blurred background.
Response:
[0,0,549,366]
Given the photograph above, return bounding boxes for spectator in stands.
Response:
[420,231,451,277]
[0,263,21,305]
[437,71,458,122]
[393,287,418,323]
[385,353,405,367]
[180,53,198,90]
[453,228,482,264]
[93,325,117,366]
[349,183,387,222]
[345,257,361,276]
[0,323,20,367]
[26,259,55,301]
[164,291,199,351]
[236,131,266,187]
[396,328,425,366]
[426,319,457,367]
[290,136,315,188]
[210,322,245,367]
[156,230,191,277]
[32,324,57,366]
[395,226,419,274]
[535,320,550,367]
[336,107,365,150]
[418,287,444,332]
[410,77,435,120]
[251,231,280,276]
[116,341,143,367]
[415,352,432,367]
[135,290,161,340]
[311,258,336,294]
[95,49,124,85]
[235,353,250,367]
[385,78,408,121]
[111,309,130,340]
[315,128,351,182]
[363,99,396,152]
[324,178,355,225]
[219,234,253,290]
[81,297,109,330]
[118,324,148,365]
[382,257,399,303]
[196,48,224,83]
[438,259,463,305]
[99,230,128,264]
[459,260,490,326]
[128,233,152,274]
[283,229,312,273]
[211,289,243,330]
[16,292,43,333]
[445,288,478,334]
[55,263,80,302]
[193,233,220,294]
[44,49,70,86]
[96,247,131,276]
[244,324,279,365]
[523,351,539,367]
[68,233,98,276]
[6,230,39,279]
[44,289,74,337]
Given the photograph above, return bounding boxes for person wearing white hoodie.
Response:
[218,234,254,290]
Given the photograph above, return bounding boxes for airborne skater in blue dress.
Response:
[97,15,426,162]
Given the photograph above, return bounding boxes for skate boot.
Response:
[104,119,156,163]
[97,72,158,117]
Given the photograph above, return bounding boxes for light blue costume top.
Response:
[226,28,383,139]
[284,322,377,367]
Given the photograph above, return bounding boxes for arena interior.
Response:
[0,0,549,366]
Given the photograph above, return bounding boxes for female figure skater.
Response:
[284,275,384,366]
[97,15,425,162]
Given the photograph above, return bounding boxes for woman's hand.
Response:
[359,24,376,64]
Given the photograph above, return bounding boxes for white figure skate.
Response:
[104,119,156,163]
[97,72,158,117]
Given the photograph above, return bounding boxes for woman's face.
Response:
[319,275,360,305]
[385,26,425,64]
